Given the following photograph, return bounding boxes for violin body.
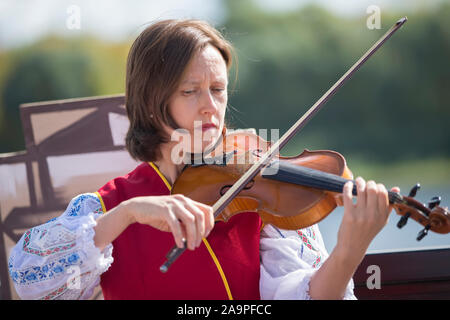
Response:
[172,131,354,230]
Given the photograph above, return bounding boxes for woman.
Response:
[8,19,399,300]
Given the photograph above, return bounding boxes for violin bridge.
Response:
[190,150,236,167]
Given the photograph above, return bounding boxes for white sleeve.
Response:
[8,193,114,300]
[259,224,356,300]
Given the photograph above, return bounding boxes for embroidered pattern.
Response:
[9,252,82,285]
[22,224,77,257]
[297,229,317,251]
[22,193,102,257]
[41,283,68,300]
[68,194,101,217]
[312,255,322,268]
[93,207,103,214]
[297,228,322,269]
[40,271,91,300]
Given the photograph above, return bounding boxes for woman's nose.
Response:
[199,90,218,115]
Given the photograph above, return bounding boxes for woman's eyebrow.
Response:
[213,78,228,85]
[181,77,227,85]
[181,79,200,85]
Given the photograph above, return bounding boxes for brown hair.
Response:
[125,19,234,162]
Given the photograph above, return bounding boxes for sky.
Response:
[0,0,226,49]
[0,0,445,50]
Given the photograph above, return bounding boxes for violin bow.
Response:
[160,17,408,273]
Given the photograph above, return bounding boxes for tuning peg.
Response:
[397,212,411,229]
[416,224,431,241]
[428,196,441,209]
[408,183,421,197]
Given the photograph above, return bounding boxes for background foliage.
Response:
[1,1,449,184]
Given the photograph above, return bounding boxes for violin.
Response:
[160,129,449,273]
[174,130,449,235]
[159,17,450,272]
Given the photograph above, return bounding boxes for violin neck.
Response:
[261,160,402,204]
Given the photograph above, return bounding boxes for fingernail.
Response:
[181,238,187,249]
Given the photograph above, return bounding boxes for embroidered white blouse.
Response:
[8,193,356,300]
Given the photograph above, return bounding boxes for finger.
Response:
[176,196,209,246]
[377,183,389,215]
[174,202,197,251]
[342,181,355,211]
[192,201,215,237]
[166,212,185,249]
[389,186,400,210]
[366,180,379,214]
[184,201,206,247]
[355,177,367,209]
[390,186,400,193]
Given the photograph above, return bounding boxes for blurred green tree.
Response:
[0,1,448,167]
[0,48,97,152]
[222,1,450,163]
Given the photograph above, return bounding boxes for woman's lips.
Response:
[201,123,218,131]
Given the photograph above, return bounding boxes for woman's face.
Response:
[167,44,228,156]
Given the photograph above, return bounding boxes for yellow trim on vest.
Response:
[202,238,233,300]
[260,222,265,233]
[95,191,107,213]
[148,162,172,191]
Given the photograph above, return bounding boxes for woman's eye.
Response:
[182,89,195,95]
[212,88,225,93]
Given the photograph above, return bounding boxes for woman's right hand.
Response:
[124,194,215,251]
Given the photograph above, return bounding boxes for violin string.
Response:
[261,159,404,205]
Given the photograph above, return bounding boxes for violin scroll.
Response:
[394,183,450,241]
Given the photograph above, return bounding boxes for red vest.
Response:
[97,162,262,300]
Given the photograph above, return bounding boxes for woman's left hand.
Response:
[336,177,400,261]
